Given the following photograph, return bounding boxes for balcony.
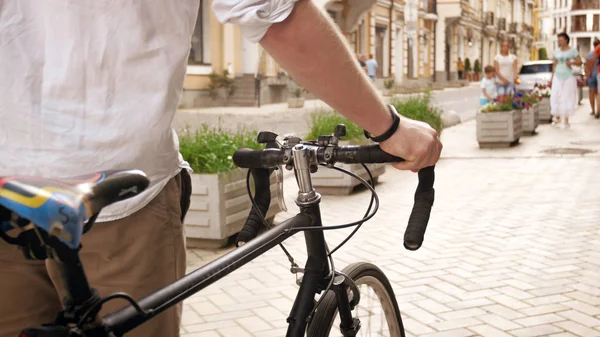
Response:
[509,22,519,34]
[483,11,497,36]
[497,18,507,32]
[522,23,534,40]
[572,0,600,10]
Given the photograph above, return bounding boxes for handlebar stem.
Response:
[292,145,319,205]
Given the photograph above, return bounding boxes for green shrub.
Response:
[178,125,262,174]
[464,58,472,72]
[538,48,549,60]
[306,91,444,142]
[473,59,481,73]
[389,90,444,135]
[384,78,395,89]
[290,87,305,98]
[305,109,365,142]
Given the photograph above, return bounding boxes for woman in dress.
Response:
[494,40,518,102]
[550,32,582,127]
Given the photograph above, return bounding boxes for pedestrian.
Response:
[457,58,464,80]
[365,54,378,82]
[0,1,442,337]
[594,40,600,117]
[550,32,583,127]
[494,40,518,102]
[585,38,600,118]
[480,65,498,106]
[357,54,368,73]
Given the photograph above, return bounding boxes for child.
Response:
[480,65,498,106]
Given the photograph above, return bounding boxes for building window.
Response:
[189,0,211,65]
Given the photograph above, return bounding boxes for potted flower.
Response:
[532,83,551,122]
[288,87,305,108]
[178,125,283,248]
[208,69,234,102]
[305,109,387,195]
[464,58,472,81]
[473,59,482,81]
[515,92,540,135]
[383,78,395,96]
[476,99,523,148]
[267,70,288,86]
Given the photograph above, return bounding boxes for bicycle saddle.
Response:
[0,170,149,249]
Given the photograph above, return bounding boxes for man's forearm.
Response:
[259,0,393,137]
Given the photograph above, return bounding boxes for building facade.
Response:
[532,0,554,60]
[179,0,438,108]
[552,0,600,57]
[435,0,534,81]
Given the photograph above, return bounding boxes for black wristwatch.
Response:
[363,104,400,143]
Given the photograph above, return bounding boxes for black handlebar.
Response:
[233,143,435,251]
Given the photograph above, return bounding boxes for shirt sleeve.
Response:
[212,0,300,43]
[480,79,487,89]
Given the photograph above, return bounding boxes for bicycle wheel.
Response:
[307,262,405,337]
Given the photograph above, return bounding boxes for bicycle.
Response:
[0,124,435,337]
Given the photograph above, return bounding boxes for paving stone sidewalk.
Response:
[180,103,600,337]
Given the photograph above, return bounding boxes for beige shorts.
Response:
[0,171,190,337]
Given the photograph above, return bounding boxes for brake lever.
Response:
[274,166,287,212]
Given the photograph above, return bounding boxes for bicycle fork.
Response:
[284,144,360,337]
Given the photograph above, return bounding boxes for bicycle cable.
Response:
[77,292,152,328]
[245,169,300,270]
[244,162,379,319]
[326,163,375,256]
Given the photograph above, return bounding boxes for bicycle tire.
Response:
[307,262,405,337]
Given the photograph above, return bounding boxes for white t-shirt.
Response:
[213,0,300,43]
[494,54,518,83]
[480,77,498,100]
[0,1,299,222]
[0,1,202,222]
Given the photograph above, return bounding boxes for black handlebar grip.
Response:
[404,166,435,251]
[334,145,405,164]
[235,168,272,247]
[233,148,283,169]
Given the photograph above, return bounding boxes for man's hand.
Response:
[379,117,442,172]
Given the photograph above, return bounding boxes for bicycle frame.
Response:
[102,145,339,337]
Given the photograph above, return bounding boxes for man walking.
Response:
[365,54,379,81]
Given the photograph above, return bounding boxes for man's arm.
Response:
[512,58,518,82]
[258,0,440,171]
[259,1,388,136]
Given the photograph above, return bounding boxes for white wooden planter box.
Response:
[476,109,523,148]
[185,169,282,248]
[288,97,305,108]
[538,99,551,122]
[311,163,386,195]
[522,103,540,135]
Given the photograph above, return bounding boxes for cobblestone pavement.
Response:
[179,103,600,337]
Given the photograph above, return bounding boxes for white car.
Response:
[515,60,583,104]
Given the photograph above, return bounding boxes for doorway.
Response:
[375,25,386,78]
